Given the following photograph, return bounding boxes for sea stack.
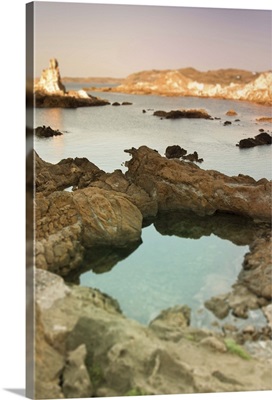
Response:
[35,58,66,94]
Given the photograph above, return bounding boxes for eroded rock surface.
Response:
[125,146,272,222]
[35,187,142,275]
[35,269,272,399]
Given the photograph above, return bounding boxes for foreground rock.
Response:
[237,132,272,148]
[35,187,142,275]
[35,268,272,398]
[35,58,110,108]
[125,146,272,222]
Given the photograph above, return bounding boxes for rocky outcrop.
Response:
[35,58,66,94]
[239,232,272,300]
[165,145,203,163]
[237,132,272,148]
[98,68,272,105]
[35,187,142,275]
[35,151,158,218]
[35,125,63,138]
[34,59,110,108]
[35,268,272,399]
[35,150,104,194]
[125,146,272,222]
[153,109,212,119]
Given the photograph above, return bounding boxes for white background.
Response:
[0,0,271,399]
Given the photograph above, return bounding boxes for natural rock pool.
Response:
[79,212,267,330]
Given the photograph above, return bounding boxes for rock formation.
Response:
[125,146,272,222]
[34,268,272,399]
[34,58,110,108]
[237,132,272,148]
[153,109,212,119]
[35,58,66,94]
[96,67,272,106]
[35,125,63,138]
[33,147,272,397]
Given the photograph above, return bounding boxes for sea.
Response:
[34,83,272,330]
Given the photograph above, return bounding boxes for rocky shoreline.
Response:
[32,145,272,398]
[91,67,272,106]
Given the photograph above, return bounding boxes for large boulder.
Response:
[35,187,142,275]
[125,146,272,222]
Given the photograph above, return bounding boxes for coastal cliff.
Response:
[97,67,272,106]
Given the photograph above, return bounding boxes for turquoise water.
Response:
[34,88,271,328]
[80,224,248,327]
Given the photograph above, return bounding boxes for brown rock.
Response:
[226,110,238,116]
[125,146,272,222]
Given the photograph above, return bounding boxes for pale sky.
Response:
[32,1,272,78]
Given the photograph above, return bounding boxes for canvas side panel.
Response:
[26,2,34,399]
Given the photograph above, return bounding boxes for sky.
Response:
[32,1,272,78]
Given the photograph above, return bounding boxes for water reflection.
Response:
[77,211,265,326]
[74,211,260,284]
[153,211,259,246]
[65,240,142,284]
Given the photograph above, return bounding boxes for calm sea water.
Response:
[34,85,271,328]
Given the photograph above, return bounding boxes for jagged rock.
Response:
[34,268,272,398]
[154,109,212,119]
[112,102,121,106]
[35,187,142,274]
[35,152,157,218]
[35,58,66,94]
[125,146,272,222]
[34,59,110,108]
[182,150,203,163]
[35,125,63,138]
[165,145,187,159]
[237,132,272,148]
[205,297,230,320]
[35,150,104,194]
[223,121,232,126]
[239,233,272,300]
